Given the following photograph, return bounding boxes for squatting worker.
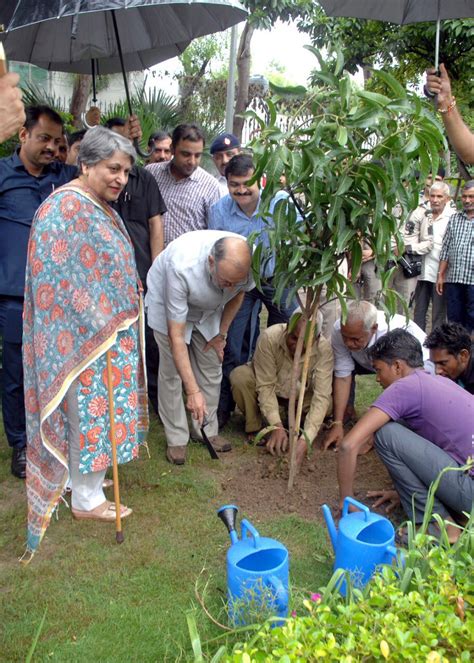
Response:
[230,308,333,466]
[146,231,254,465]
[23,127,149,557]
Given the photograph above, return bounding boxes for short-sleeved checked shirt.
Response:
[439,211,474,285]
[145,161,220,246]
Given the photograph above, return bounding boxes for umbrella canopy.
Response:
[319,1,474,68]
[0,0,247,74]
[319,1,474,24]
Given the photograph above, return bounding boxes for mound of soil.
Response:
[218,424,398,524]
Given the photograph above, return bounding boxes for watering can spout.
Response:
[322,504,337,552]
[217,504,239,545]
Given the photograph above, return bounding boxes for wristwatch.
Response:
[218,332,228,340]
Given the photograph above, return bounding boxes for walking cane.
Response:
[106,349,124,544]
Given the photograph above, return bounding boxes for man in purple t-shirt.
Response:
[337,329,473,543]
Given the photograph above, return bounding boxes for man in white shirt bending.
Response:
[323,300,430,450]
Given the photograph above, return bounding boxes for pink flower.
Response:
[34,331,48,358]
[310,593,321,603]
[72,288,91,313]
[291,610,297,618]
[88,396,108,418]
[120,335,135,354]
[51,239,70,264]
[110,269,125,289]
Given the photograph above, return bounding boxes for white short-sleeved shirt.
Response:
[145,230,254,343]
[331,311,430,377]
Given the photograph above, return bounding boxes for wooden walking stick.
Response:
[106,349,124,544]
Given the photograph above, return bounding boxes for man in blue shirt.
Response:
[208,154,297,428]
[0,105,77,478]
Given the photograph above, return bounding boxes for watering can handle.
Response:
[342,497,371,520]
[384,544,403,566]
[266,575,288,615]
[240,519,261,549]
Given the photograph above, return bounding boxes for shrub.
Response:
[201,468,473,662]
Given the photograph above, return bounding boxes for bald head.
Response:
[209,236,252,290]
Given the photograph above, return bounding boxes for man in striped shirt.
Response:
[146,124,220,248]
[436,180,474,333]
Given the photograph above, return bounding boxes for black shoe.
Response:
[11,446,26,479]
[217,410,231,430]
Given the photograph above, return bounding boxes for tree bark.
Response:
[178,58,210,119]
[70,74,92,128]
[233,21,255,141]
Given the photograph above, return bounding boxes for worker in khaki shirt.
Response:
[230,309,333,465]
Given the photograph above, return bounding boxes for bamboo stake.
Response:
[288,288,321,491]
[105,350,124,544]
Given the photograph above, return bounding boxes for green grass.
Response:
[0,374,381,662]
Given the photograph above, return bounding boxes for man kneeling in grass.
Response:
[336,329,473,543]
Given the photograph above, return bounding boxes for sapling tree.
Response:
[248,49,446,490]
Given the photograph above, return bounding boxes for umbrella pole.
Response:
[111,10,152,159]
[434,18,440,71]
[91,58,97,104]
[106,349,124,544]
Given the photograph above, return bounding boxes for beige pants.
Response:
[230,363,312,433]
[154,329,221,447]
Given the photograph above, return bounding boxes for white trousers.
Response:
[67,380,106,511]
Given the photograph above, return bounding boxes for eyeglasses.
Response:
[214,262,249,289]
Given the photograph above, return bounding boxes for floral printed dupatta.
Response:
[23,184,148,556]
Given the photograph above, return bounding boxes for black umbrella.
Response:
[0,0,247,153]
[319,1,474,69]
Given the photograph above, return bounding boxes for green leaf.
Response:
[403,133,420,153]
[335,174,353,195]
[186,611,203,662]
[374,69,407,98]
[336,125,348,147]
[357,90,391,106]
[269,81,307,97]
[25,608,47,663]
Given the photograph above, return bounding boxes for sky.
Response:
[146,20,318,97]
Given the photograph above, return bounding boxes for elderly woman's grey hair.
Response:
[78,126,136,169]
[345,300,378,331]
[288,307,324,338]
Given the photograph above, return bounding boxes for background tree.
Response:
[233,0,312,140]
[297,8,474,116]
[248,49,446,489]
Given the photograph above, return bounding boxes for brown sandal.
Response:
[72,500,132,522]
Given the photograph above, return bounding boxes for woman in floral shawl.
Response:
[23,126,148,556]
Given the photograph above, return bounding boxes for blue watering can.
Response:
[217,504,289,625]
[322,497,399,595]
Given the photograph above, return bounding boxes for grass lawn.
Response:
[0,375,381,662]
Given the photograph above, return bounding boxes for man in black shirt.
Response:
[106,117,167,412]
[424,322,474,395]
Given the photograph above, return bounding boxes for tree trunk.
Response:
[233,21,255,141]
[178,58,210,120]
[70,74,92,128]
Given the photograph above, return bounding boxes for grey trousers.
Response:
[390,266,418,313]
[413,280,447,332]
[375,422,473,523]
[358,259,381,305]
[154,329,221,447]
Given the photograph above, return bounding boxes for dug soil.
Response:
[217,414,400,524]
